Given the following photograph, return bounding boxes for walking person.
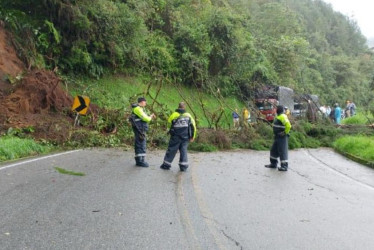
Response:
[129,97,156,167]
[160,102,196,172]
[265,105,291,171]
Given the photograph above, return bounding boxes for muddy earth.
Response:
[0,26,94,143]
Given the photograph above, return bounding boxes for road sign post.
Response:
[72,95,90,127]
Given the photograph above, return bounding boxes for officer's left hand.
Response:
[278,131,286,137]
[189,138,194,142]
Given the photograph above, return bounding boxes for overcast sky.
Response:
[323,0,374,39]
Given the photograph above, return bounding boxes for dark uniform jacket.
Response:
[131,103,152,132]
[272,113,291,136]
[168,109,197,140]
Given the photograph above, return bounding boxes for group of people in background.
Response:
[323,100,356,124]
[232,107,252,129]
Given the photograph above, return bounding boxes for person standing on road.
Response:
[326,106,331,117]
[334,103,341,125]
[320,105,327,118]
[349,100,356,116]
[232,109,240,129]
[242,107,250,127]
[160,102,196,172]
[329,105,335,123]
[284,106,291,118]
[130,97,156,167]
[265,105,291,171]
[345,101,350,117]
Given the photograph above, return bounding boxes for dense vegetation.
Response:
[1,0,373,108]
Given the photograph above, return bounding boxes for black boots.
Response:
[135,157,149,168]
[160,163,171,170]
[265,163,288,171]
[278,164,288,171]
[265,164,277,168]
[160,163,188,172]
[179,165,188,172]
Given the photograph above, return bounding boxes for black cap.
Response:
[138,97,146,103]
[276,105,284,115]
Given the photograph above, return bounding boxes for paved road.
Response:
[1,148,374,250]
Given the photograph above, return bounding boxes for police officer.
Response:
[160,102,196,172]
[130,97,155,167]
[265,105,291,171]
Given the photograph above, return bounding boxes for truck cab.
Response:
[255,98,278,122]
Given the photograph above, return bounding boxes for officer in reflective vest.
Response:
[130,97,155,167]
[160,102,197,172]
[265,105,291,171]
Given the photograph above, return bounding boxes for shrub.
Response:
[288,132,302,149]
[67,129,121,147]
[189,142,217,152]
[342,113,373,125]
[196,128,231,150]
[250,138,271,151]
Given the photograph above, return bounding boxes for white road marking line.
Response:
[0,150,82,171]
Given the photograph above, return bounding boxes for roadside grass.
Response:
[333,136,374,162]
[54,167,85,176]
[341,112,374,125]
[69,75,243,128]
[0,136,53,162]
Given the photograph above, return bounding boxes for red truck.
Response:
[254,86,294,122]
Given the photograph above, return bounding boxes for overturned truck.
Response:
[254,86,294,122]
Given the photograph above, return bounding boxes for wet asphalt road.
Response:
[1,148,374,250]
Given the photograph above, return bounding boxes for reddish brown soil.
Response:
[0,26,80,143]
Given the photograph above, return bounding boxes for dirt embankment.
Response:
[0,26,76,142]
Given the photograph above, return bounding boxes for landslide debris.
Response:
[0,26,81,143]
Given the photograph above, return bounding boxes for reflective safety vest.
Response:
[131,104,152,132]
[273,113,291,135]
[168,109,196,140]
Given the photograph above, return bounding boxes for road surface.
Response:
[1,148,374,249]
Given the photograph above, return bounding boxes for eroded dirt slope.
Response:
[0,25,75,142]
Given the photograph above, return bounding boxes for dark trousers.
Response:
[163,136,189,168]
[270,135,288,167]
[133,128,146,157]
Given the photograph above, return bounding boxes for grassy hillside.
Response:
[69,75,245,129]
